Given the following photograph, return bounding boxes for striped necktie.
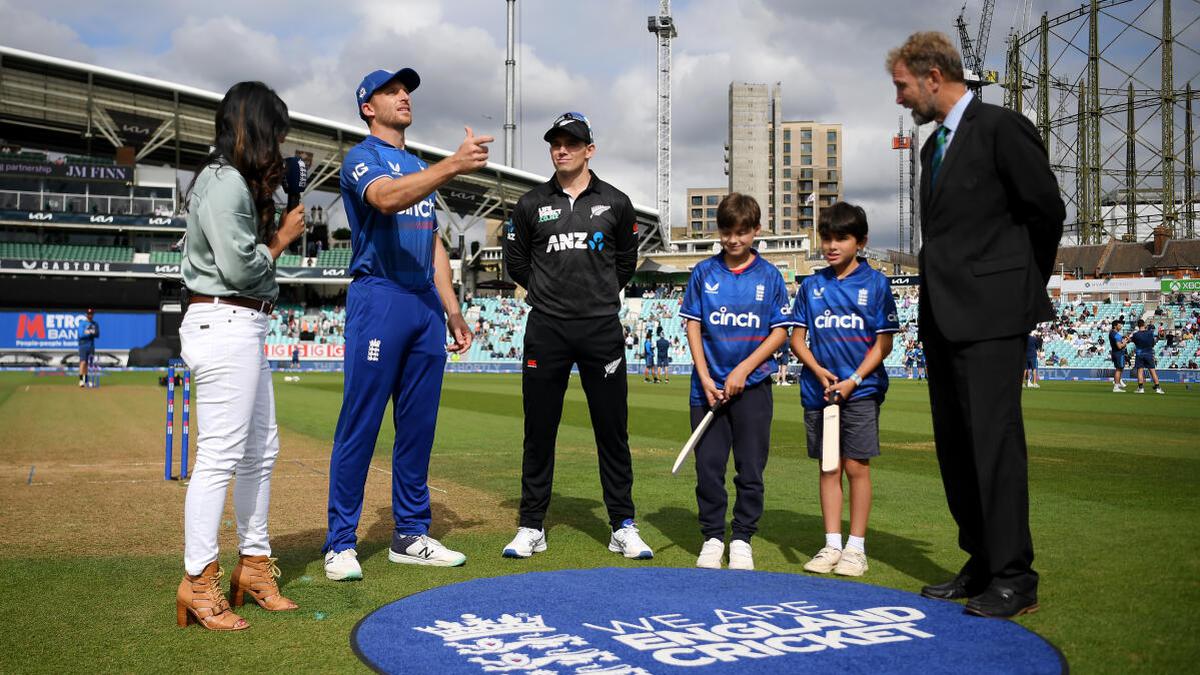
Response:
[930,125,950,186]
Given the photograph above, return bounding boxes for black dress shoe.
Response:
[921,575,987,600]
[964,585,1039,618]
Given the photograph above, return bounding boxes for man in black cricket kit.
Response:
[501,112,653,560]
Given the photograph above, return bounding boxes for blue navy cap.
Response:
[543,111,593,144]
[355,68,420,119]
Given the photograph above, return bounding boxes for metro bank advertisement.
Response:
[0,311,156,350]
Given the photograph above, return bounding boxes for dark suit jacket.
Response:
[918,96,1065,343]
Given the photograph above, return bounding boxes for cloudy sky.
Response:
[1,0,1192,249]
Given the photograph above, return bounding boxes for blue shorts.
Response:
[657,351,669,366]
[1134,353,1156,370]
[803,398,881,461]
[644,353,655,367]
[1111,353,1126,369]
[78,344,94,362]
[1025,357,1037,370]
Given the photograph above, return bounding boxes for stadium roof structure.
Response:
[0,46,663,251]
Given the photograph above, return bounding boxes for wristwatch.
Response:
[848,372,863,386]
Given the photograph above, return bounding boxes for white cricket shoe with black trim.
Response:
[324,548,363,581]
[609,519,654,559]
[803,546,842,574]
[388,535,466,567]
[502,528,547,559]
[695,538,723,569]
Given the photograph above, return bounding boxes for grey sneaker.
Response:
[803,546,842,573]
[609,519,653,559]
[695,538,723,569]
[388,534,466,567]
[833,547,868,576]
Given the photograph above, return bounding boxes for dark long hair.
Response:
[188,81,289,242]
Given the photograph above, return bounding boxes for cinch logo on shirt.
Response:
[708,306,761,329]
[814,310,865,330]
[545,231,598,252]
[538,205,562,223]
[398,198,436,218]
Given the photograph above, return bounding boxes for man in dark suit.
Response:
[887,32,1064,618]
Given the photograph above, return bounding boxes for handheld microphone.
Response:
[283,156,308,212]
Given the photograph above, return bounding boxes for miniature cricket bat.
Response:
[821,391,841,473]
[672,401,723,475]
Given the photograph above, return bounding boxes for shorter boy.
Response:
[1109,319,1128,392]
[680,193,794,570]
[1129,320,1165,394]
[791,202,898,577]
[643,330,655,382]
[656,328,671,383]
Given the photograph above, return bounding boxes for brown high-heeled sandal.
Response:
[176,561,249,630]
[230,555,298,611]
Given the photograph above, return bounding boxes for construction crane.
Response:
[955,0,998,94]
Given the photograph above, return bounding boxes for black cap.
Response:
[543,111,593,144]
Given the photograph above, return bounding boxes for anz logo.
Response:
[814,309,864,330]
[545,231,601,253]
[708,306,761,329]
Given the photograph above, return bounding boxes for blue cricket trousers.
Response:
[324,276,447,553]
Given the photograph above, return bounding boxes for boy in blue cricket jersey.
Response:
[77,308,99,388]
[321,67,492,581]
[643,330,656,382]
[791,202,898,577]
[680,193,794,570]
[1129,319,1165,394]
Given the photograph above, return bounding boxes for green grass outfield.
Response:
[0,371,1197,672]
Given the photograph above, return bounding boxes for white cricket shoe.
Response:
[502,527,547,559]
[1136,386,1145,394]
[324,548,363,581]
[834,548,869,577]
[695,538,723,569]
[1028,383,1040,389]
[728,540,754,570]
[388,535,466,567]
[1155,386,1165,395]
[1117,381,1127,388]
[609,519,654,559]
[1113,385,1125,393]
[803,546,842,574]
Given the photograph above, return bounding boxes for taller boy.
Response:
[889,33,1064,617]
[502,112,651,560]
[322,68,491,580]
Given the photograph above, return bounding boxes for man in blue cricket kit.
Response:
[77,308,99,387]
[322,67,492,581]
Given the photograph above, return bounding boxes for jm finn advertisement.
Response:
[0,310,156,350]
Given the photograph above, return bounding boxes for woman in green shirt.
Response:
[175,81,305,631]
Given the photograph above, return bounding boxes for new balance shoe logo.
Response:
[367,339,381,362]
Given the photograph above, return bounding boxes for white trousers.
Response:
[179,303,279,575]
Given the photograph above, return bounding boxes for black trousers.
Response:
[519,310,634,530]
[691,381,772,542]
[923,316,1038,593]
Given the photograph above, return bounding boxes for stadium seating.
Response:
[318,248,353,269]
[0,242,134,262]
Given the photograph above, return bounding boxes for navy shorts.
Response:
[1111,353,1126,369]
[803,398,881,461]
[644,353,655,368]
[78,345,94,362]
[1134,353,1156,370]
[1025,357,1037,370]
[657,352,669,366]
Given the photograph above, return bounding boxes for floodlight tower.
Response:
[648,1,677,250]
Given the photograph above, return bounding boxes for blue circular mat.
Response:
[352,567,1063,674]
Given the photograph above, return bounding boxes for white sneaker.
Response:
[1136,387,1144,394]
[833,548,868,576]
[388,534,467,567]
[502,527,546,558]
[609,519,654,559]
[79,379,85,388]
[1117,381,1127,389]
[803,546,842,573]
[695,538,723,569]
[728,540,754,570]
[1029,383,1040,389]
[1113,385,1124,393]
[1155,387,1165,395]
[324,548,363,581]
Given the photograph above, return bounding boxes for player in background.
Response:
[643,330,656,383]
[322,67,489,581]
[679,192,794,570]
[1023,330,1042,388]
[1109,319,1128,392]
[77,308,99,387]
[791,202,898,578]
[656,328,671,383]
[1129,319,1165,394]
